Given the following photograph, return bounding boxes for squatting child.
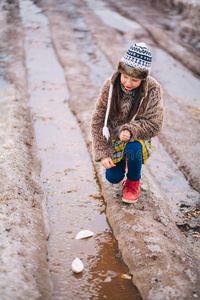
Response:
[91,42,164,203]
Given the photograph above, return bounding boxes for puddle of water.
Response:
[0,75,8,103]
[151,47,200,108]
[149,137,199,214]
[87,0,142,33]
[87,0,200,108]
[20,0,141,299]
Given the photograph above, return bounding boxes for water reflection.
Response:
[49,227,141,300]
[85,232,141,300]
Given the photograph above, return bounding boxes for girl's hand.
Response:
[120,130,131,142]
[101,157,116,169]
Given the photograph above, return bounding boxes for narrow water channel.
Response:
[19,0,141,299]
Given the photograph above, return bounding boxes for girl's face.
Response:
[120,73,142,90]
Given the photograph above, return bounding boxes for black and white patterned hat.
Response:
[121,42,152,71]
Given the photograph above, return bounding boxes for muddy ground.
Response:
[0,1,52,299]
[0,0,200,299]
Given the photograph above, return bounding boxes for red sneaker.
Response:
[122,179,140,204]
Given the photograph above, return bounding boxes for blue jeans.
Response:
[105,141,142,183]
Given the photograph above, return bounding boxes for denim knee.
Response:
[125,141,142,160]
[105,171,124,184]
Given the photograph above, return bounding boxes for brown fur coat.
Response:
[91,75,163,162]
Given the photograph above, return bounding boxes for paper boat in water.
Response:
[71,258,84,273]
[75,230,94,240]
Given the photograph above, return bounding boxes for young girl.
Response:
[91,42,163,204]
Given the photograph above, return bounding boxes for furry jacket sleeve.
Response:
[91,79,113,162]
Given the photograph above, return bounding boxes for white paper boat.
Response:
[71,257,84,273]
[75,230,94,240]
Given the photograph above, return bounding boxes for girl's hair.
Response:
[109,73,146,122]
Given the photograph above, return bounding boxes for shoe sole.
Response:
[122,197,138,204]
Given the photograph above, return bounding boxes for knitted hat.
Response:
[118,42,152,79]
